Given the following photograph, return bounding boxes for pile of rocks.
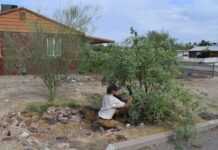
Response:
[0,107,83,150]
[0,107,82,128]
[42,107,81,125]
[0,112,33,129]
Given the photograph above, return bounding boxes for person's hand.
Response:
[127,96,132,104]
[127,96,131,101]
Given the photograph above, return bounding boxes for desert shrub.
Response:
[197,49,212,58]
[100,28,202,149]
[25,100,81,113]
[25,102,52,113]
[78,28,202,149]
[78,43,113,74]
[83,93,103,110]
[53,99,81,109]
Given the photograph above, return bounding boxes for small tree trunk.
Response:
[48,86,56,104]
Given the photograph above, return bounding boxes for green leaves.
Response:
[78,28,201,149]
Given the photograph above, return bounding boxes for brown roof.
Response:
[0,7,114,44]
[86,35,114,44]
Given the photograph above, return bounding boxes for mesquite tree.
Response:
[103,29,202,148]
[4,5,97,103]
[78,28,203,148]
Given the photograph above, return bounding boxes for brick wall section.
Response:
[0,31,80,75]
[0,32,4,74]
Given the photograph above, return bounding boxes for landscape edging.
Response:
[106,119,218,150]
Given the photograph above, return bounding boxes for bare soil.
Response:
[0,75,167,149]
[176,77,218,113]
[0,75,217,149]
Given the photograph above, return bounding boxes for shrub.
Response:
[25,99,81,113]
[25,102,52,113]
[53,99,81,109]
[197,49,212,58]
[79,28,202,149]
[100,28,202,149]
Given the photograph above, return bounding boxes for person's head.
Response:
[107,84,119,95]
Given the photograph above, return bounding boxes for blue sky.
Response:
[1,0,218,43]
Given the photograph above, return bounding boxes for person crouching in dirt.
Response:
[97,84,131,129]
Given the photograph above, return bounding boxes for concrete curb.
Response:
[106,119,218,150]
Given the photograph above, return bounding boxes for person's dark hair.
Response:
[107,84,119,94]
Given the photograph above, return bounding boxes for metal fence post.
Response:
[212,62,215,77]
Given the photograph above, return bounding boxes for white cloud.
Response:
[84,0,218,42]
[2,0,218,42]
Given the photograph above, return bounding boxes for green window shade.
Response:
[47,38,54,56]
[55,39,61,56]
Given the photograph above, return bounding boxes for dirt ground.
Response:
[0,75,167,150]
[0,75,218,149]
[0,75,104,117]
[176,77,218,113]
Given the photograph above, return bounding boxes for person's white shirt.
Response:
[98,94,125,120]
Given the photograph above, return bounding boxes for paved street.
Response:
[148,127,218,150]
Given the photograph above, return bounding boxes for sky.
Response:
[1,0,218,43]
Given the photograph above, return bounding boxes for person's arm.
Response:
[124,96,131,108]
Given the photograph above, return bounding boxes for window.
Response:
[47,38,62,57]
[19,12,26,21]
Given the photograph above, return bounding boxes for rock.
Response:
[71,109,79,115]
[190,139,203,148]
[116,134,128,142]
[1,136,18,142]
[68,115,81,124]
[31,136,42,145]
[4,99,10,103]
[22,141,34,150]
[139,123,144,126]
[32,113,41,122]
[125,123,131,127]
[28,127,39,133]
[12,118,19,126]
[47,107,58,114]
[6,118,13,124]
[17,112,22,117]
[56,143,70,149]
[85,132,92,136]
[23,117,32,127]
[91,121,104,132]
[60,107,72,117]
[56,136,69,143]
[115,125,123,131]
[199,112,218,120]
[71,79,77,83]
[8,113,16,118]
[58,116,69,124]
[19,122,26,128]
[42,114,57,125]
[0,120,8,128]
[19,132,30,138]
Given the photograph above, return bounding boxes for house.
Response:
[0,4,114,75]
[189,46,218,58]
[177,49,189,57]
